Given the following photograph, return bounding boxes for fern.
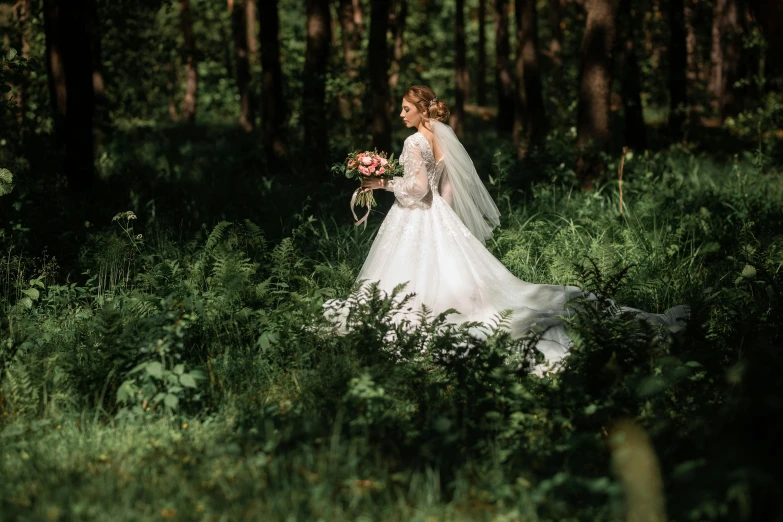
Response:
[205,221,232,253]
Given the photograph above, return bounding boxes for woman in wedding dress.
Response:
[327,85,688,373]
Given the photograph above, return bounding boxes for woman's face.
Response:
[400,97,424,128]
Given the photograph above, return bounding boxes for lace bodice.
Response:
[387,132,451,209]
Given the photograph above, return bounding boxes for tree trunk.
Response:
[708,0,742,120]
[369,0,391,152]
[259,0,287,162]
[451,0,469,137]
[513,0,546,158]
[477,0,487,106]
[246,0,258,61]
[575,0,619,189]
[618,0,646,150]
[42,0,96,192]
[337,0,364,118]
[231,0,255,131]
[684,0,700,95]
[18,0,32,123]
[547,0,564,67]
[179,0,198,124]
[668,0,687,139]
[707,1,723,115]
[338,0,363,71]
[388,0,408,92]
[166,61,180,121]
[304,0,331,167]
[494,0,514,133]
[84,0,107,143]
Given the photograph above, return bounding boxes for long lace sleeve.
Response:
[386,138,430,206]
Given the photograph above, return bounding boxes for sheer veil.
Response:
[431,120,501,243]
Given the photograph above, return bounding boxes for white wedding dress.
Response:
[326,129,688,373]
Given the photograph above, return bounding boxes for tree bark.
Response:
[618,0,646,150]
[246,0,258,62]
[369,0,391,152]
[451,0,469,137]
[494,0,514,133]
[231,0,255,131]
[42,0,96,192]
[668,0,687,139]
[259,0,287,162]
[513,0,546,158]
[17,0,32,123]
[708,0,742,120]
[338,0,363,71]
[304,0,331,166]
[684,0,701,97]
[547,0,564,67]
[575,0,619,189]
[336,0,364,118]
[388,0,408,92]
[477,0,487,106]
[179,0,198,124]
[84,0,107,142]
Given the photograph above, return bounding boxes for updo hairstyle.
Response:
[404,85,451,123]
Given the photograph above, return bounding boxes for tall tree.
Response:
[668,0,687,139]
[179,0,198,123]
[259,0,287,162]
[304,0,331,166]
[388,0,408,92]
[684,0,703,97]
[575,0,619,188]
[494,0,514,133]
[513,0,546,158]
[547,0,564,67]
[42,0,96,191]
[246,0,258,62]
[231,0,255,131]
[84,0,107,141]
[17,0,32,123]
[618,0,646,150]
[451,0,469,137]
[368,0,391,152]
[336,0,364,118]
[338,0,363,71]
[477,0,487,106]
[708,0,742,120]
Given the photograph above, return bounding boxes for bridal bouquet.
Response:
[339,150,401,226]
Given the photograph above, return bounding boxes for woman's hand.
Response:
[361,178,388,190]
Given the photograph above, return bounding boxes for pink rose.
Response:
[368,165,376,173]
[378,167,385,174]
[361,156,373,166]
[359,166,369,176]
[347,159,356,168]
[380,158,388,166]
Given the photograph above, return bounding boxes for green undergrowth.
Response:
[1,145,782,521]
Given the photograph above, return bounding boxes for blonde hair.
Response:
[404,85,450,124]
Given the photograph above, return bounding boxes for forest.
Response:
[1,0,783,520]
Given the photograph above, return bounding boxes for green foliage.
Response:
[1,135,781,520]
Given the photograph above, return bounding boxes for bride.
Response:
[326,85,688,373]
